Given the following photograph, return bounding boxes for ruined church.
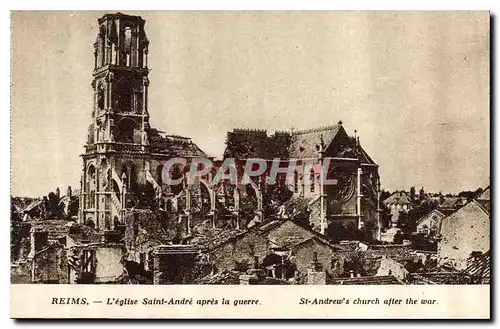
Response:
[79,13,382,240]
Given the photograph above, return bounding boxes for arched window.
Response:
[170,165,184,195]
[112,179,121,202]
[166,199,173,213]
[104,217,111,230]
[97,83,105,111]
[115,118,136,143]
[87,164,96,208]
[99,26,106,67]
[86,219,95,229]
[124,26,132,66]
[293,170,298,193]
[121,162,138,193]
[115,79,132,112]
[156,164,164,185]
[309,169,315,193]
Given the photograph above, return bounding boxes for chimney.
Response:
[67,186,72,199]
[307,251,326,285]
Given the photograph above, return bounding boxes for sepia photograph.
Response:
[9,10,490,318]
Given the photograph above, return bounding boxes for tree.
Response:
[327,221,358,243]
[419,187,425,202]
[43,191,64,220]
[410,186,416,202]
[343,252,367,276]
[399,200,438,236]
[10,201,22,260]
[357,220,377,243]
[262,183,293,218]
[439,193,445,205]
[458,188,484,202]
[136,182,157,210]
[380,190,391,202]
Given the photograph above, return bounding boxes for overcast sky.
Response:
[11,11,490,197]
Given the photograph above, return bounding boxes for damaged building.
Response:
[18,12,485,286]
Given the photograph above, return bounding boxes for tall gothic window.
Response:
[97,84,105,110]
[293,170,299,193]
[99,26,106,67]
[310,169,315,193]
[132,90,142,112]
[115,118,135,143]
[115,79,132,112]
[124,27,132,67]
[87,165,96,208]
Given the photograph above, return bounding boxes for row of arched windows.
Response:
[96,24,147,69]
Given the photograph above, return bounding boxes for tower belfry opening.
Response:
[79,13,207,231]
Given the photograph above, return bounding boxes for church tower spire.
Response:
[80,13,153,231]
[88,12,150,148]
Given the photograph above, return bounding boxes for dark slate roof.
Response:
[357,144,377,165]
[222,122,375,163]
[412,272,471,285]
[257,218,341,250]
[329,275,402,285]
[153,244,199,255]
[476,199,491,215]
[334,246,414,262]
[439,197,463,209]
[416,209,445,225]
[477,186,490,201]
[462,250,490,279]
[202,218,339,252]
[193,228,247,252]
[288,124,341,159]
[382,191,412,206]
[223,129,290,159]
[22,199,43,213]
[147,128,207,157]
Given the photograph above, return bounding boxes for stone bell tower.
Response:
[79,13,152,231]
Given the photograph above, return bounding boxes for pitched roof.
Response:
[288,124,342,159]
[382,191,412,206]
[195,271,241,284]
[222,122,375,162]
[440,199,490,229]
[334,246,414,262]
[476,199,491,216]
[258,218,340,249]
[411,272,471,284]
[477,186,490,201]
[440,197,462,209]
[416,209,445,225]
[329,275,402,285]
[358,145,377,165]
[147,128,207,157]
[22,199,43,213]
[191,228,247,252]
[223,129,290,159]
[290,235,344,252]
[462,250,490,279]
[204,218,337,252]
